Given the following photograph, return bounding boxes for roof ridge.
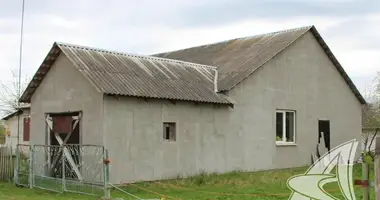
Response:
[152,25,313,56]
[56,42,217,70]
[235,25,313,41]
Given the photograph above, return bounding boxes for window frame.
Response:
[163,122,176,142]
[275,109,296,145]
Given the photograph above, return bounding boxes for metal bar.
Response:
[33,185,62,193]
[65,189,101,196]
[109,183,143,200]
[9,143,13,182]
[29,144,33,188]
[62,149,66,192]
[33,174,62,180]
[14,145,19,185]
[103,148,110,198]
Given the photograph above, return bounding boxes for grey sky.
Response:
[0,0,379,100]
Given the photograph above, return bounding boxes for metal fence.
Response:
[15,144,110,197]
[14,144,30,186]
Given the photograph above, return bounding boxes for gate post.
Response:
[14,145,19,185]
[363,162,370,200]
[29,144,33,188]
[375,137,380,200]
[103,148,110,198]
[62,146,66,192]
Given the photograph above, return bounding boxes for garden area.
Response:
[0,164,375,200]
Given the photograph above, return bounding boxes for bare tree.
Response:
[0,69,29,116]
[359,73,380,163]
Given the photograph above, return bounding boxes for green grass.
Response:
[0,164,376,200]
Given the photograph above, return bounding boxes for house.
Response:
[19,25,365,184]
[1,104,31,154]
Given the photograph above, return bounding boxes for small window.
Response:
[163,122,176,141]
[23,117,30,142]
[276,110,295,144]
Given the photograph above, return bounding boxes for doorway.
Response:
[318,120,331,151]
[46,111,81,179]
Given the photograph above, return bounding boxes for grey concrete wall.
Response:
[103,96,231,183]
[5,109,30,154]
[104,31,362,184]
[226,31,362,170]
[30,54,103,145]
[29,54,104,178]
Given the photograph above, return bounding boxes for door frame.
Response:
[43,111,83,179]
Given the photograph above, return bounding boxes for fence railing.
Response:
[15,144,110,197]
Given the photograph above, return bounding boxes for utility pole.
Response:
[16,0,25,147]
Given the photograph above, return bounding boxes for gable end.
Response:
[308,26,366,105]
[225,26,366,105]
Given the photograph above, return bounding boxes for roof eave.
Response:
[19,42,62,103]
[104,93,234,106]
[1,110,23,121]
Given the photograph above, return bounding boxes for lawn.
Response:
[0,164,376,200]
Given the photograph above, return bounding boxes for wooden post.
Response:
[363,162,370,200]
[374,137,380,200]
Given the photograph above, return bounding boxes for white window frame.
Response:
[276,109,296,145]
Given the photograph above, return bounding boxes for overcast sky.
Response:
[0,0,379,99]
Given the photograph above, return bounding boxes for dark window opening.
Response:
[318,120,331,151]
[276,112,283,141]
[163,122,176,141]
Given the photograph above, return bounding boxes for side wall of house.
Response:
[226,31,362,170]
[30,54,104,146]
[103,96,230,183]
[5,109,30,154]
[103,31,362,184]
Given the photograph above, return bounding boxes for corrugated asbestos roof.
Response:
[1,110,23,121]
[154,25,366,105]
[20,25,366,105]
[1,104,30,120]
[19,43,233,105]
